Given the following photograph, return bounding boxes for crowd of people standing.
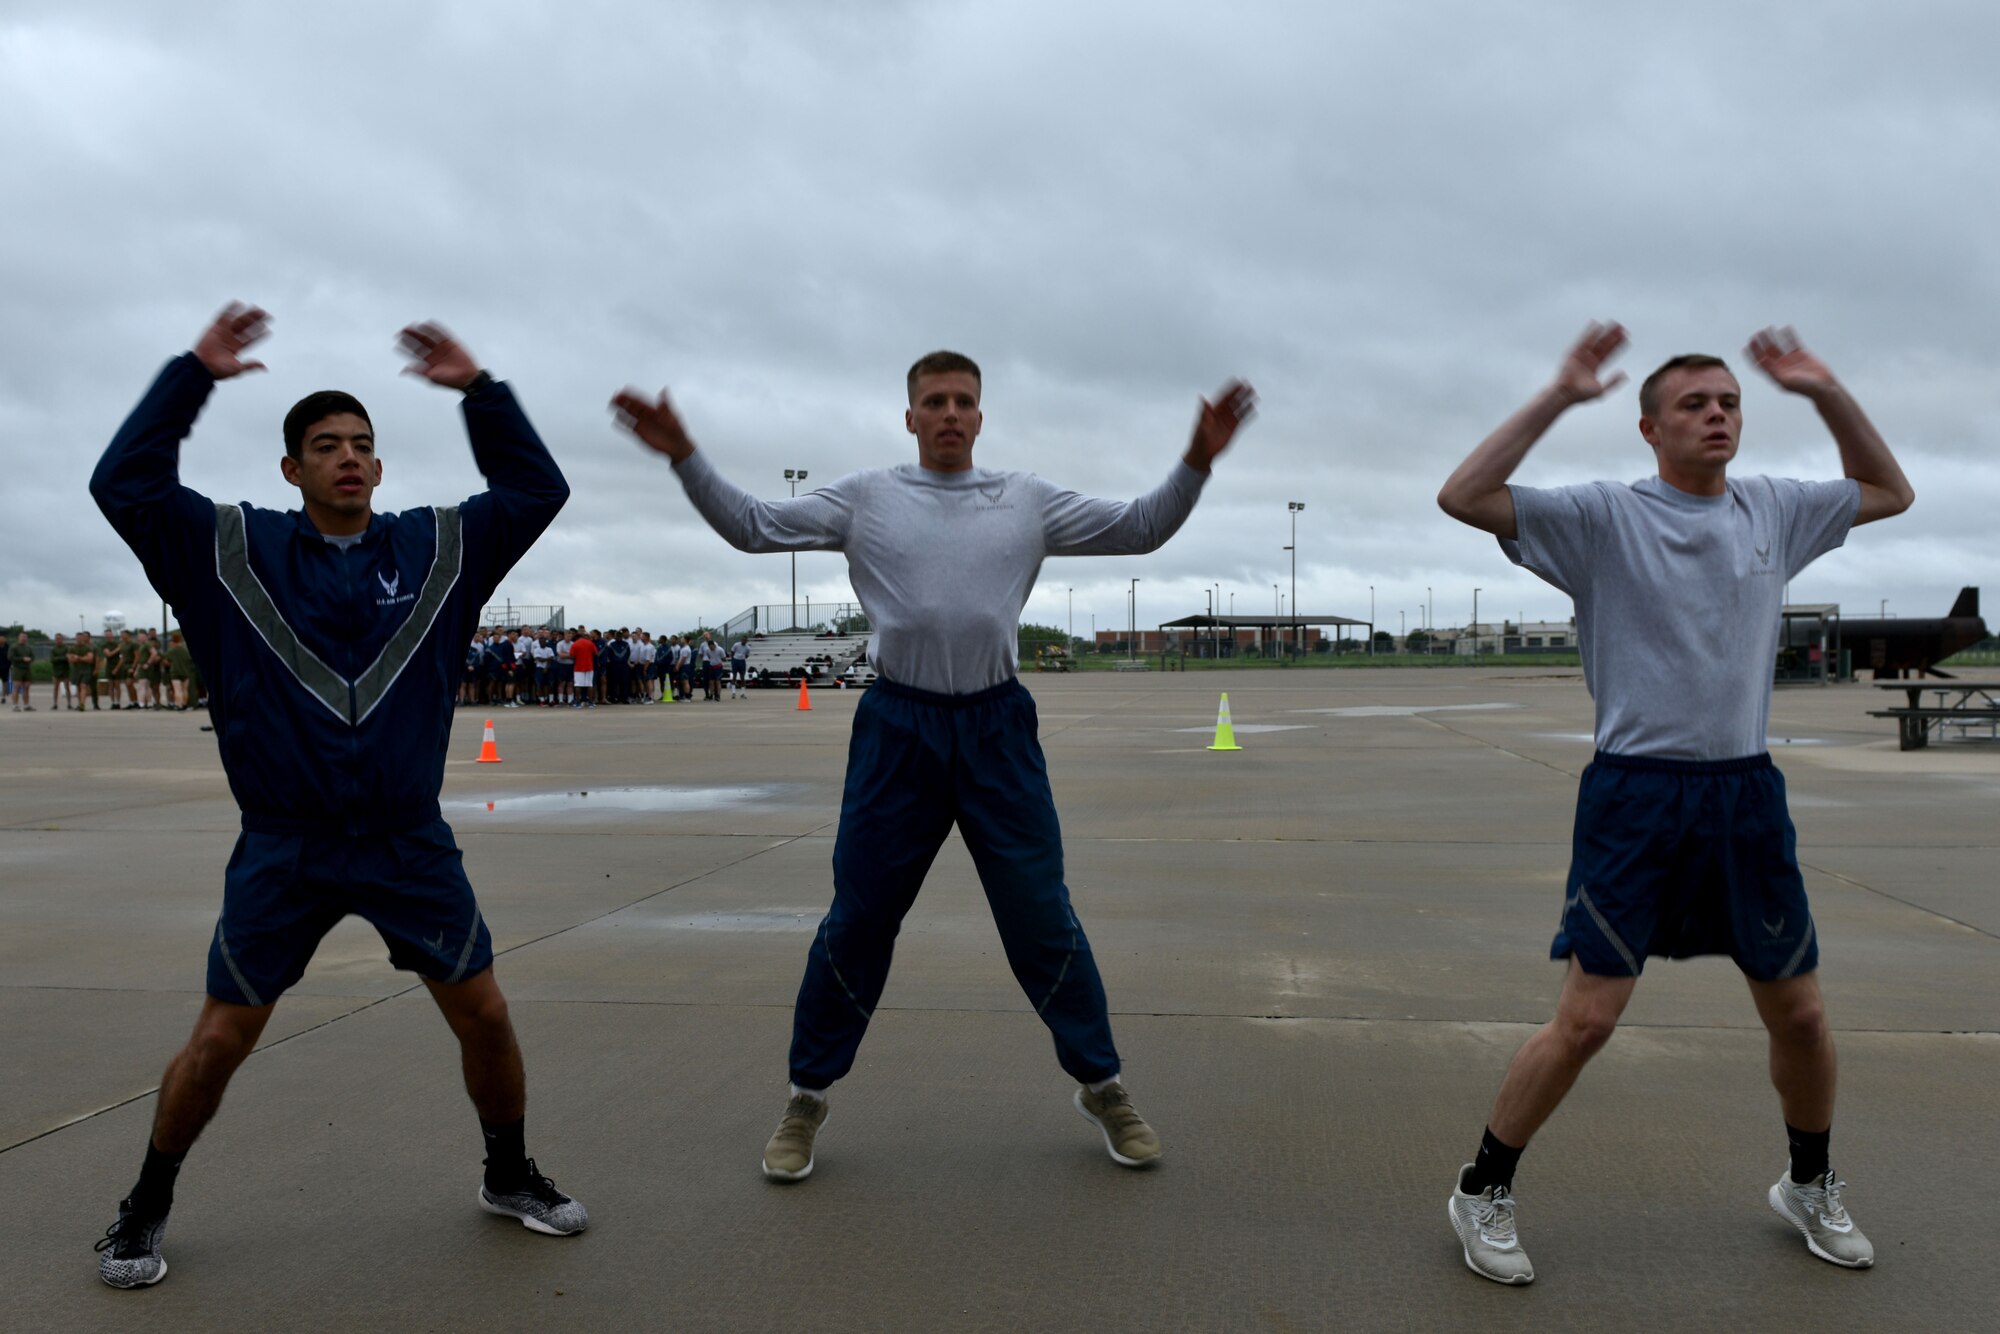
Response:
[461,627,756,708]
[5,628,204,712]
[4,620,847,717]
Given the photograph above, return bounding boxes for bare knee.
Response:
[183,1020,258,1081]
[432,976,514,1040]
[1550,1006,1620,1062]
[1764,993,1829,1049]
[463,989,512,1034]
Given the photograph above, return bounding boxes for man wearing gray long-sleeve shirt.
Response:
[615,352,1255,1181]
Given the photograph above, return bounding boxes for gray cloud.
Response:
[4,0,1994,638]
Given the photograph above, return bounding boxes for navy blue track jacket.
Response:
[91,352,569,835]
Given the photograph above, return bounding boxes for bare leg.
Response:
[423,969,525,1122]
[151,997,277,1153]
[1487,961,1639,1146]
[1746,971,1835,1132]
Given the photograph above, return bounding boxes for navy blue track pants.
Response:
[789,677,1120,1087]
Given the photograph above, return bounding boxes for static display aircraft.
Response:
[1840,587,1988,678]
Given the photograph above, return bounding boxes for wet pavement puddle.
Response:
[1168,723,1314,734]
[1290,703,1518,717]
[623,909,823,932]
[445,784,795,817]
[1531,732,1838,747]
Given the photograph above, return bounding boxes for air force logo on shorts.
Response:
[1554,751,1818,981]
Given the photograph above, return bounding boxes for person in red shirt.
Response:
[569,631,597,709]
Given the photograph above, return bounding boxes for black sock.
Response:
[481,1117,528,1187]
[1786,1122,1831,1184]
[1464,1127,1525,1195]
[128,1142,186,1216]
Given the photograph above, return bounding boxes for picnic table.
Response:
[1867,680,2000,750]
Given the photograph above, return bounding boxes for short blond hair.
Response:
[906,351,981,401]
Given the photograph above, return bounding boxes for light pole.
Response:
[1426,586,1433,635]
[1472,587,1482,657]
[1273,584,1279,656]
[1399,609,1405,645]
[1281,545,1294,656]
[1369,585,1375,656]
[1879,598,1887,618]
[784,468,809,628]
[1128,577,1140,662]
[1204,588,1213,660]
[1287,501,1304,660]
[1067,587,1074,652]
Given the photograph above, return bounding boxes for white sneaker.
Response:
[1448,1165,1534,1284]
[1769,1168,1874,1268]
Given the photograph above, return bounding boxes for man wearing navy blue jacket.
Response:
[88,304,586,1289]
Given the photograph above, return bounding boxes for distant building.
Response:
[1446,619,1576,655]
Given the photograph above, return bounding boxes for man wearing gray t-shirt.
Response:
[1435,323,1913,1284]
[615,352,1254,1182]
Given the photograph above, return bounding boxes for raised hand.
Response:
[397,322,481,390]
[610,387,697,463]
[1183,380,1258,472]
[1748,327,1838,399]
[193,302,271,379]
[1553,321,1629,404]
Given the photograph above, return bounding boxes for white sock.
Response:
[790,1082,828,1102]
[1086,1074,1122,1094]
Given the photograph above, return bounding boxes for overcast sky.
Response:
[5,0,1995,641]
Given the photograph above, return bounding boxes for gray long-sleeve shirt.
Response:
[673,451,1209,694]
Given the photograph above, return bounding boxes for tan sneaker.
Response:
[762,1094,829,1181]
[1074,1082,1162,1167]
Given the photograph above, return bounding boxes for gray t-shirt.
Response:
[1502,474,1859,760]
[674,452,1208,695]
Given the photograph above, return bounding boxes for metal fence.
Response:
[722,602,871,641]
[477,602,566,630]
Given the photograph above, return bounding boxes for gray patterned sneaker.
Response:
[1074,1082,1162,1167]
[95,1199,169,1289]
[762,1093,829,1181]
[1448,1165,1534,1284]
[1769,1167,1873,1268]
[478,1160,588,1236]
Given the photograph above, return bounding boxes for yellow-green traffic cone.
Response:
[1207,692,1242,751]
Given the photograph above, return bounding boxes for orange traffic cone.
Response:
[475,718,503,763]
[796,678,812,711]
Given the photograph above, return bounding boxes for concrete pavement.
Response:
[3,669,1995,1331]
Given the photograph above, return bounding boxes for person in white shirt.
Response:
[729,638,749,698]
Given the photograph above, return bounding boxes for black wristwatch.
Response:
[461,369,496,398]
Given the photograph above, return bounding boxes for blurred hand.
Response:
[1553,321,1628,404]
[398,322,481,390]
[1183,380,1258,472]
[1748,326,1839,399]
[193,302,271,379]
[610,387,697,463]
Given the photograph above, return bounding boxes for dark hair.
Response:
[283,391,372,459]
[906,350,981,400]
[1638,355,1733,417]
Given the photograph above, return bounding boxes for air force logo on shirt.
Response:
[973,480,1015,511]
[376,569,415,606]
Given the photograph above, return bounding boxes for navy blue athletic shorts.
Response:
[1553,751,1818,982]
[207,819,493,1006]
